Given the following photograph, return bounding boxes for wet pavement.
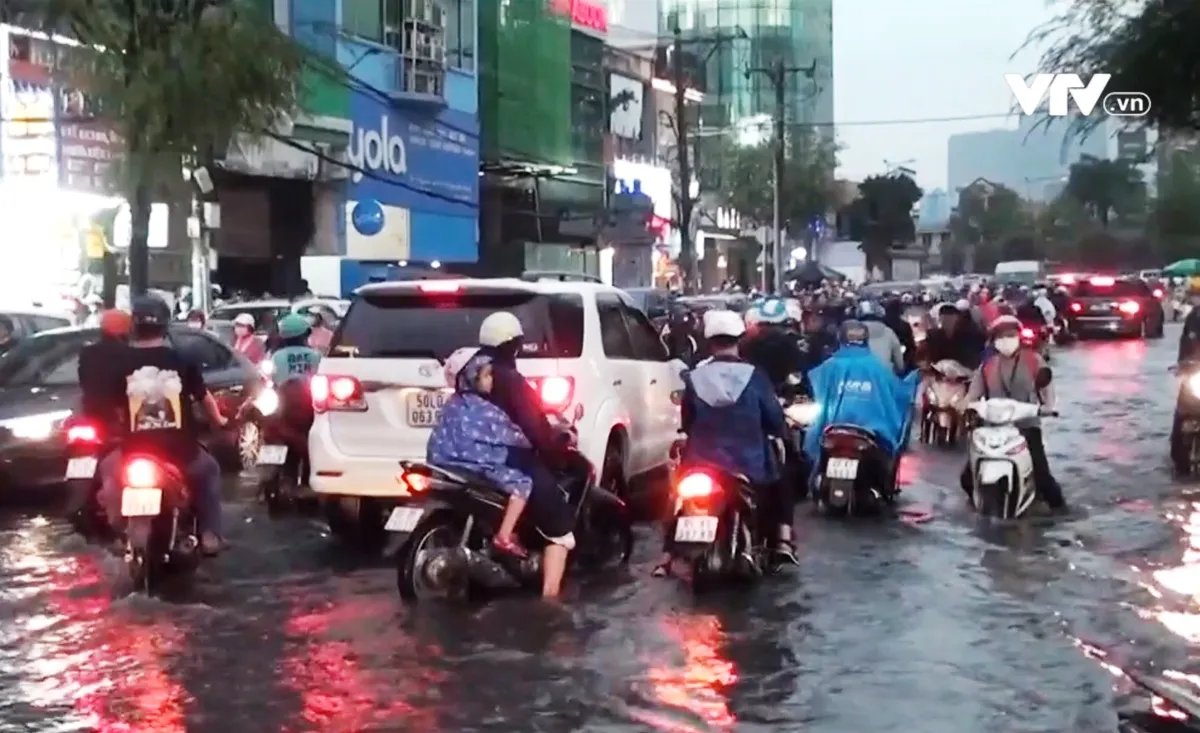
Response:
[0,331,1198,732]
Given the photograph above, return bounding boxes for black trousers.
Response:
[960,426,1065,509]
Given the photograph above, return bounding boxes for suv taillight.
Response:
[1118,300,1140,315]
[311,375,368,413]
[1069,302,1082,313]
[527,376,574,412]
[65,417,101,444]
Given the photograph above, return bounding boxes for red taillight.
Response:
[311,374,367,413]
[1069,302,1082,313]
[1020,328,1035,339]
[124,458,159,488]
[66,421,99,444]
[677,472,716,499]
[1060,274,1077,284]
[527,376,574,412]
[396,471,430,495]
[419,281,460,293]
[1090,276,1115,286]
[1154,288,1164,298]
[1118,300,1140,315]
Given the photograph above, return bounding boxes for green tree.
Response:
[34,0,309,294]
[1031,0,1200,135]
[844,173,923,278]
[1063,155,1145,228]
[719,128,839,236]
[1152,150,1200,262]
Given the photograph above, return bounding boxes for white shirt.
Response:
[1034,295,1057,323]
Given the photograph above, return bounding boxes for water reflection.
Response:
[641,613,737,732]
[1147,503,1200,641]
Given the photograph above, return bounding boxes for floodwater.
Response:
[0,329,1197,732]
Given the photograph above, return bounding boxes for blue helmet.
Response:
[751,298,789,325]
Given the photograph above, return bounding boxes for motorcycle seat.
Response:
[421,463,506,494]
[822,424,879,445]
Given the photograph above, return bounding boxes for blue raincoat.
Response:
[426,353,535,498]
[682,357,786,485]
[802,344,920,462]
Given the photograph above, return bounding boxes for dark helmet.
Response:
[838,319,869,346]
[130,295,170,333]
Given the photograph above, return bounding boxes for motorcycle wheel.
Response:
[576,499,633,571]
[690,548,724,594]
[261,471,288,515]
[396,511,469,602]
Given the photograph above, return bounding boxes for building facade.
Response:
[659,0,833,135]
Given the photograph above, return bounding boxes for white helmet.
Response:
[233,313,255,328]
[955,298,971,312]
[783,298,804,322]
[704,309,746,339]
[479,312,523,347]
[751,298,789,325]
[443,346,479,387]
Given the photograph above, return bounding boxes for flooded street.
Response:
[0,331,1197,733]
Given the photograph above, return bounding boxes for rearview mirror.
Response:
[1035,366,1053,390]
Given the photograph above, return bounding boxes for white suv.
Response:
[309,278,685,535]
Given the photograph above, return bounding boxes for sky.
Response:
[833,0,1058,192]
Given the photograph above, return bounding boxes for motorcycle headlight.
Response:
[0,410,73,440]
[1188,372,1200,398]
[253,388,279,416]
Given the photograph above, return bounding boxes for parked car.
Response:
[1065,275,1165,339]
[0,324,267,490]
[309,278,687,543]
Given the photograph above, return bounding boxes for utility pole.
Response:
[746,59,815,294]
[669,26,745,294]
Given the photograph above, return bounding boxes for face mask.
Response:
[994,336,1020,356]
[187,320,203,329]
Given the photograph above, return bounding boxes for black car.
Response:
[0,324,264,489]
[1065,276,1165,339]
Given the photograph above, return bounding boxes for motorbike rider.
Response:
[1032,287,1057,325]
[882,297,918,372]
[960,315,1065,512]
[305,309,336,354]
[741,298,807,390]
[185,309,207,330]
[268,314,323,385]
[449,312,576,598]
[802,320,920,496]
[232,313,266,364]
[855,300,905,374]
[923,301,986,370]
[663,303,702,365]
[655,309,796,576]
[798,307,838,372]
[95,295,230,554]
[1178,292,1200,364]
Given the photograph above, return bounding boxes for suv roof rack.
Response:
[519,271,602,283]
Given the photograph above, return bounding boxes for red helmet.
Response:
[99,309,132,339]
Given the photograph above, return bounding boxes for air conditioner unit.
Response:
[406,0,445,28]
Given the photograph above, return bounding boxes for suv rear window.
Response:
[331,289,585,359]
[1073,280,1150,298]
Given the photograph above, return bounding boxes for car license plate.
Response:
[257,444,288,465]
[1090,304,1108,312]
[825,457,859,480]
[674,515,719,543]
[384,507,424,532]
[406,390,449,428]
[120,488,162,517]
[65,457,97,479]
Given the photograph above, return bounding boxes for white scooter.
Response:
[920,359,972,446]
[966,398,1058,519]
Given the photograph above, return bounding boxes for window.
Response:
[619,302,669,361]
[30,315,70,333]
[444,0,474,70]
[344,0,383,40]
[333,289,585,359]
[172,333,233,372]
[596,294,635,359]
[0,332,95,387]
[1073,280,1151,298]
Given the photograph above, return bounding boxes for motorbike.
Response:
[813,421,903,516]
[388,413,633,601]
[250,379,315,513]
[1118,668,1200,732]
[965,398,1058,519]
[919,359,972,446]
[1170,363,1200,475]
[118,452,202,591]
[62,416,111,538]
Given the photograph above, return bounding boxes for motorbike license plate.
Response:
[406,390,449,428]
[674,515,719,543]
[120,488,162,517]
[384,506,424,533]
[257,444,288,465]
[825,457,859,480]
[65,457,97,479]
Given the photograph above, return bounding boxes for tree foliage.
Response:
[1030,0,1200,135]
[1062,154,1145,227]
[948,183,1034,273]
[1152,148,1200,262]
[717,128,839,234]
[28,0,313,291]
[844,173,923,277]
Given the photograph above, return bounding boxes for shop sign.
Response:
[549,0,607,33]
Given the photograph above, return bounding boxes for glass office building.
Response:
[659,0,833,135]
